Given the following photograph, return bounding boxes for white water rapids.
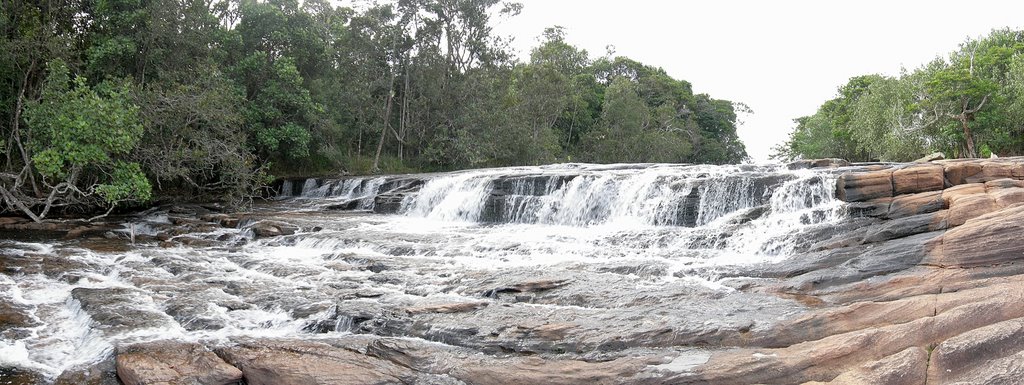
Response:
[0,163,846,379]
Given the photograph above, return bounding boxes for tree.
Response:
[1,61,150,221]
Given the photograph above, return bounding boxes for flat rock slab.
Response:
[215,339,414,385]
[116,341,243,385]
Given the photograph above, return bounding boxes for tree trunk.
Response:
[372,91,395,173]
[960,116,977,158]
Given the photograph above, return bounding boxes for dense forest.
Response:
[0,0,748,220]
[776,28,1024,162]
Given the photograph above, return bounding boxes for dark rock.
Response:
[0,298,36,330]
[483,279,570,297]
[836,169,893,202]
[862,212,947,244]
[71,287,174,332]
[406,302,489,315]
[54,355,121,385]
[249,221,299,238]
[0,367,45,385]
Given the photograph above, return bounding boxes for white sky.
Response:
[491,0,1024,161]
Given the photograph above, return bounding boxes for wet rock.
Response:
[836,169,893,202]
[784,231,937,292]
[0,253,90,281]
[0,298,36,329]
[405,302,489,315]
[71,287,175,332]
[861,211,946,244]
[845,199,890,218]
[220,216,242,228]
[892,164,945,195]
[483,278,571,297]
[249,221,299,238]
[116,341,243,385]
[324,200,360,211]
[0,367,45,385]
[54,355,121,385]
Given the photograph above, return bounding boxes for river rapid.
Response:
[0,163,847,381]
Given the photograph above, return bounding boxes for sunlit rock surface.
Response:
[2,160,1024,384]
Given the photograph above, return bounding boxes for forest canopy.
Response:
[775,28,1024,162]
[1,0,748,220]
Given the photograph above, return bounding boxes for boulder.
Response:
[913,152,945,163]
[892,165,945,195]
[249,221,299,238]
[786,158,850,170]
[116,341,243,385]
[926,204,1024,267]
[836,169,893,202]
[944,162,983,185]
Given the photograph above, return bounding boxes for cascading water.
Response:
[2,163,848,381]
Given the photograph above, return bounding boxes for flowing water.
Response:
[0,163,846,379]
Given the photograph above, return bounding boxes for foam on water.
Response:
[1,163,847,378]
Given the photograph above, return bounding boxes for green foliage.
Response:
[23,60,150,205]
[778,28,1024,161]
[96,162,152,203]
[2,0,752,219]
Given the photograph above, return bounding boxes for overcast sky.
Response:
[490,0,1024,161]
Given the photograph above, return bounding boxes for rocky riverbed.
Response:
[2,160,1024,384]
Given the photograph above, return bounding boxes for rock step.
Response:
[837,158,1024,203]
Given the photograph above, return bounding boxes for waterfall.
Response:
[0,163,851,378]
[389,165,820,230]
